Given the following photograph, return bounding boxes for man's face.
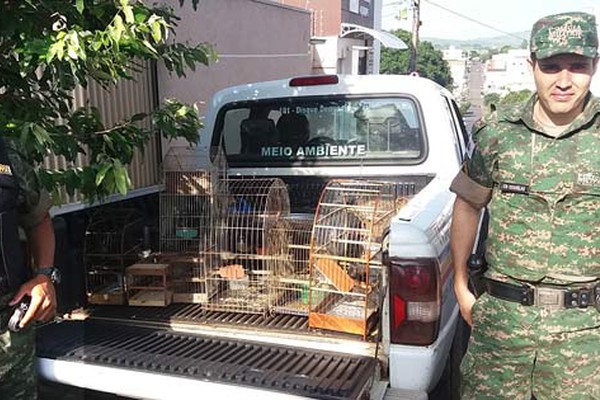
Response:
[530,54,598,123]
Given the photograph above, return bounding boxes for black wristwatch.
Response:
[37,267,61,284]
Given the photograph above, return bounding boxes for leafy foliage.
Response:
[484,89,532,112]
[500,89,532,105]
[380,30,454,89]
[0,0,216,203]
[459,101,472,115]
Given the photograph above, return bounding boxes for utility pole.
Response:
[409,0,420,73]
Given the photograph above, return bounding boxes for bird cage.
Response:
[158,146,227,303]
[204,178,290,314]
[126,262,172,306]
[159,146,224,254]
[270,215,314,316]
[159,253,211,303]
[308,179,399,338]
[84,209,144,305]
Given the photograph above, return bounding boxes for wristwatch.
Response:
[37,267,61,285]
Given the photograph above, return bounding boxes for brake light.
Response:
[389,258,440,345]
[289,75,339,87]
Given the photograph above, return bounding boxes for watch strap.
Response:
[37,267,60,284]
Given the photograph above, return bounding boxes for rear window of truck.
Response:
[214,96,426,166]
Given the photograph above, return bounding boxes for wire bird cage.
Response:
[308,179,402,338]
[84,209,145,305]
[159,146,225,254]
[158,146,227,304]
[204,178,290,314]
[270,215,314,316]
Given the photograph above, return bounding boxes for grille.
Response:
[37,320,377,400]
[88,303,312,332]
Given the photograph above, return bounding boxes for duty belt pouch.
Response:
[467,208,489,298]
[467,253,488,297]
[0,138,26,296]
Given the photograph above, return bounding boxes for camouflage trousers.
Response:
[461,293,600,400]
[0,310,37,400]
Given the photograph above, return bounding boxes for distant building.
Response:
[483,49,535,95]
[591,7,600,95]
[593,68,600,95]
[442,46,468,100]
[278,0,407,75]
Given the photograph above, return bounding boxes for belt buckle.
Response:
[534,287,564,310]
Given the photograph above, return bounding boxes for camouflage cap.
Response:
[530,12,598,59]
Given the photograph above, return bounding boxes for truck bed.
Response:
[36,318,378,400]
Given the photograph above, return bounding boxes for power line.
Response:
[421,0,528,41]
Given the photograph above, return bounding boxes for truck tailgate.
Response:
[36,320,377,400]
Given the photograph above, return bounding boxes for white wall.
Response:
[592,72,600,95]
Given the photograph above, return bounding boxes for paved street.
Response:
[468,61,485,115]
[463,60,485,131]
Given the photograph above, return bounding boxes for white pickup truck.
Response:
[37,74,472,400]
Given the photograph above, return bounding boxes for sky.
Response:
[382,0,600,40]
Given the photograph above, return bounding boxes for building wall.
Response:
[278,0,342,36]
[341,0,374,28]
[483,49,535,95]
[443,47,467,99]
[158,0,312,134]
[592,7,600,95]
[592,73,600,95]
[48,62,160,215]
[49,0,311,213]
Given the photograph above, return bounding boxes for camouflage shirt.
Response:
[451,93,600,282]
[4,140,52,230]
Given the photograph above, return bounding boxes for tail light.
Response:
[389,257,440,345]
[289,75,339,87]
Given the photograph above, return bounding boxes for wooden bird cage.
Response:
[203,178,290,314]
[126,263,172,307]
[308,179,401,338]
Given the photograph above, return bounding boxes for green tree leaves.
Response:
[380,30,454,90]
[0,0,216,203]
[484,89,532,113]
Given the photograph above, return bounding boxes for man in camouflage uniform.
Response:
[450,12,599,399]
[0,137,57,399]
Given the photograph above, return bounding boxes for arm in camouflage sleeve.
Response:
[5,145,57,326]
[449,121,498,326]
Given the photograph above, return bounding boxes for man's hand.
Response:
[8,275,57,328]
[455,280,477,327]
[450,196,484,328]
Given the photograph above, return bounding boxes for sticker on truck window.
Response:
[260,144,367,158]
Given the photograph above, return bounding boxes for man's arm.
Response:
[450,196,482,326]
[9,213,57,327]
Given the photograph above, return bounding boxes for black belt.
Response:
[485,278,600,311]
